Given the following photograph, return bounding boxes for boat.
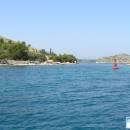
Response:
[112,58,119,70]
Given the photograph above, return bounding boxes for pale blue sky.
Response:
[0,0,130,59]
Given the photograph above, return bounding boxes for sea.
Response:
[0,64,130,130]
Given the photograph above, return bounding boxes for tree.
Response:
[0,38,4,44]
[57,54,77,63]
[8,42,28,60]
[0,37,77,62]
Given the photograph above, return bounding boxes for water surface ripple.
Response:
[0,64,130,130]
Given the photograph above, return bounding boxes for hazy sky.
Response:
[0,0,130,59]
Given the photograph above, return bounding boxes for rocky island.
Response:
[0,36,77,66]
[96,54,130,64]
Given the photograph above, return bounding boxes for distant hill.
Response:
[96,54,130,63]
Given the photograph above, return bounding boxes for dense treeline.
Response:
[0,37,77,63]
[49,52,77,63]
[0,39,28,60]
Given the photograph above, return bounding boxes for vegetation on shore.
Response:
[96,54,130,63]
[0,36,77,63]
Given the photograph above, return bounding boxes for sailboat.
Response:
[112,58,119,70]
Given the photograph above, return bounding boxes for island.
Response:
[0,36,77,66]
[96,54,130,64]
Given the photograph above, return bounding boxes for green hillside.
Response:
[0,36,77,63]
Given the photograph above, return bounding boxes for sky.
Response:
[0,0,130,59]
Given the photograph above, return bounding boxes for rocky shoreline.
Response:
[0,60,76,66]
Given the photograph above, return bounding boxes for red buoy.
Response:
[112,66,119,70]
[112,58,119,70]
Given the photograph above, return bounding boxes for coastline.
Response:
[0,60,76,66]
[96,62,128,64]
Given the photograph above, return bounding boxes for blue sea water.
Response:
[0,64,130,130]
